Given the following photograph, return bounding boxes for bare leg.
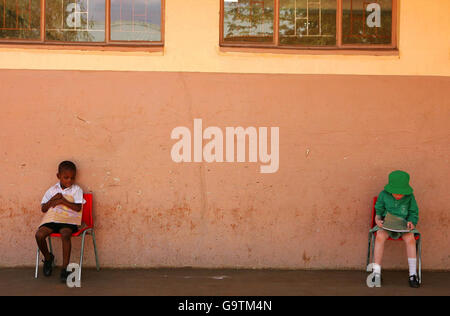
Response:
[35,226,54,261]
[403,232,417,259]
[60,228,73,269]
[374,229,389,265]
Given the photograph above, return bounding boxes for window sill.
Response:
[219,45,399,56]
[0,42,164,54]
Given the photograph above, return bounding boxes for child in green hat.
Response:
[371,170,420,288]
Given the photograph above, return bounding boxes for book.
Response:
[382,212,411,233]
[39,194,82,227]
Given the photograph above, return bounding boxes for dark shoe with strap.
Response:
[60,268,70,283]
[409,274,420,288]
[43,253,54,277]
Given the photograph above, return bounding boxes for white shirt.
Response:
[41,182,86,205]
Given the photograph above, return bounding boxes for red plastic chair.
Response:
[35,193,100,280]
[366,196,422,283]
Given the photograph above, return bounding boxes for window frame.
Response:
[0,0,165,49]
[220,0,398,50]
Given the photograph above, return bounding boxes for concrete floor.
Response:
[1,268,449,296]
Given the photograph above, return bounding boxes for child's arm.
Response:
[41,193,81,213]
[406,195,419,229]
[374,191,387,227]
[41,194,62,213]
[55,196,82,212]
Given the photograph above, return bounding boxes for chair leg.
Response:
[370,234,375,265]
[366,232,373,270]
[35,247,40,278]
[79,231,87,281]
[92,230,100,271]
[417,236,422,284]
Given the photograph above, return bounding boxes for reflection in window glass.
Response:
[279,0,336,46]
[0,0,40,40]
[223,0,274,43]
[45,0,105,42]
[342,0,392,45]
[110,0,161,41]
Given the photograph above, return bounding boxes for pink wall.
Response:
[0,69,449,269]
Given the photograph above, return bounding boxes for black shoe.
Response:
[60,268,70,283]
[409,275,420,288]
[43,253,54,277]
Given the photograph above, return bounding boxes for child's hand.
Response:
[375,217,384,228]
[50,193,63,201]
[49,196,65,207]
[407,222,415,230]
[48,199,61,208]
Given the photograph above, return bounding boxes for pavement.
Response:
[0,268,449,296]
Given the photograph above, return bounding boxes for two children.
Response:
[35,163,420,288]
[35,161,85,283]
[371,170,420,288]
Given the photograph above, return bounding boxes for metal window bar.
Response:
[232,0,270,38]
[117,0,150,33]
[250,0,265,34]
[0,0,34,31]
[132,0,148,32]
[288,0,333,38]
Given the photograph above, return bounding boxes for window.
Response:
[221,0,397,49]
[0,0,164,46]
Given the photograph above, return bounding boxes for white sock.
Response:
[408,258,417,276]
[373,263,381,274]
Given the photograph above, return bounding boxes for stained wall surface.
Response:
[0,70,448,269]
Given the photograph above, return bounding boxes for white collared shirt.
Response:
[41,182,86,205]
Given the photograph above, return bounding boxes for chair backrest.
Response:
[81,193,94,228]
[370,196,378,228]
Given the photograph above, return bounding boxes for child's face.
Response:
[57,169,76,189]
[392,193,404,200]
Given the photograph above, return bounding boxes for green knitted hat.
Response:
[384,170,413,195]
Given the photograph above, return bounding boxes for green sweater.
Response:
[375,190,419,226]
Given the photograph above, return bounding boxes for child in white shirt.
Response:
[35,161,85,282]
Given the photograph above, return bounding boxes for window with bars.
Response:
[221,0,397,49]
[0,0,164,45]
